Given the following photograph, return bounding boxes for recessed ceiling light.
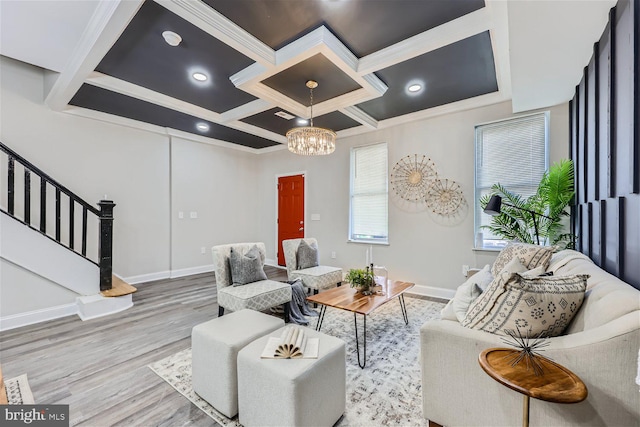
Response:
[196,122,210,132]
[192,72,208,82]
[162,31,182,47]
[296,118,308,125]
[408,84,422,93]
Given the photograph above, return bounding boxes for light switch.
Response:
[178,211,184,219]
[311,214,321,221]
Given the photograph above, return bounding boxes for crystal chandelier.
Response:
[286,80,337,155]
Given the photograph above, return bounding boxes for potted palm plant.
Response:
[480,159,576,248]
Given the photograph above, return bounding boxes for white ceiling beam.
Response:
[340,106,378,129]
[155,0,275,66]
[219,99,274,123]
[45,0,144,111]
[357,7,492,75]
[85,72,286,144]
[486,1,512,101]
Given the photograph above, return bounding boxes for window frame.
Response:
[473,112,550,250]
[348,142,389,245]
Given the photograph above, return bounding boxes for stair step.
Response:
[101,275,137,298]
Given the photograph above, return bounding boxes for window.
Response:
[349,142,388,243]
[474,112,549,249]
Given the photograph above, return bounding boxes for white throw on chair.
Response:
[212,242,292,321]
[282,238,342,297]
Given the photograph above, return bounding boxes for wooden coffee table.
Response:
[307,280,414,368]
[479,348,588,427]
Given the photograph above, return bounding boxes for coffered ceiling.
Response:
[0,0,616,151]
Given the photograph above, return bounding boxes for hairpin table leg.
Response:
[354,313,367,369]
[399,294,409,324]
[316,305,327,331]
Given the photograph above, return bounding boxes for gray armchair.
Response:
[212,242,291,321]
[282,238,342,297]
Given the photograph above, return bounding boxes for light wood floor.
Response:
[0,266,287,426]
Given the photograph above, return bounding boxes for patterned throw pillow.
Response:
[451,265,492,323]
[491,242,556,277]
[465,274,588,337]
[297,240,319,269]
[229,245,267,285]
[462,257,529,328]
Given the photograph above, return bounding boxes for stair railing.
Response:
[0,141,115,291]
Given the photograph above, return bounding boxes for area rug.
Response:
[149,296,444,426]
[5,374,35,404]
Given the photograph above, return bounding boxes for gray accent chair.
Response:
[282,237,342,297]
[212,242,291,321]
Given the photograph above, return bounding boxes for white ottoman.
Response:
[237,326,346,427]
[191,309,284,418]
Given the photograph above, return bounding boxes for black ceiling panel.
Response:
[96,1,257,113]
[242,108,360,135]
[262,54,361,104]
[206,0,485,57]
[357,31,498,121]
[70,85,280,149]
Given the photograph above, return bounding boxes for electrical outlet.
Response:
[331,251,336,259]
[201,247,206,254]
[462,265,470,276]
[178,211,184,219]
[190,211,198,219]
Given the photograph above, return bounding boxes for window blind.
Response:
[350,142,388,243]
[474,113,548,247]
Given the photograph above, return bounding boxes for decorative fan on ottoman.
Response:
[390,154,438,211]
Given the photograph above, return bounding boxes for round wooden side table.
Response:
[478,348,588,427]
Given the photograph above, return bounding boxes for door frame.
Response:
[274,171,307,265]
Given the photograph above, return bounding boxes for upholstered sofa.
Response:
[421,250,640,426]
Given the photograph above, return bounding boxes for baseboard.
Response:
[122,270,171,285]
[170,265,214,279]
[409,284,455,300]
[0,303,77,331]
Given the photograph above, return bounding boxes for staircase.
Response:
[0,141,134,330]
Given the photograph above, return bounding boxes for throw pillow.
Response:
[462,257,529,329]
[472,264,494,291]
[229,245,267,286]
[440,300,457,321]
[297,240,319,269]
[467,274,589,337]
[491,242,557,277]
[450,264,492,323]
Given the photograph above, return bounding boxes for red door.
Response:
[277,174,305,266]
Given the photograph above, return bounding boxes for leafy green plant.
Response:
[480,159,576,249]
[345,268,375,289]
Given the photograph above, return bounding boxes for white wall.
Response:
[170,136,261,274]
[0,56,266,285]
[257,101,569,294]
[1,56,171,279]
[0,258,78,317]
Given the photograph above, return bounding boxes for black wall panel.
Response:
[570,0,639,289]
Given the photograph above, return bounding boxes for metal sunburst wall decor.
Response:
[425,179,465,217]
[390,154,438,206]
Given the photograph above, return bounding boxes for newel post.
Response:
[98,199,116,291]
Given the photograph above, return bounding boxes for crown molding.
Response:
[219,99,274,123]
[45,0,144,111]
[340,106,379,129]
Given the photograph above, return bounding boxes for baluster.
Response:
[55,188,61,241]
[7,156,14,215]
[40,177,46,233]
[24,170,31,224]
[82,206,88,256]
[69,198,75,249]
